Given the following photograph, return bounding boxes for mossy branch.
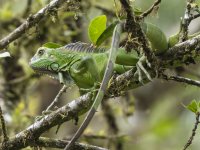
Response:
[0,0,80,50]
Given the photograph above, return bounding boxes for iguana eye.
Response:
[38,49,44,56]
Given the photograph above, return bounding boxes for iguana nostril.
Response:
[30,56,37,64]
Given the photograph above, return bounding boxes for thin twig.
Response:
[82,134,124,140]
[102,100,122,150]
[180,0,196,42]
[183,112,200,150]
[0,106,9,142]
[189,13,200,22]
[95,5,115,17]
[163,74,200,87]
[22,0,33,18]
[33,137,108,150]
[139,0,162,18]
[45,85,67,111]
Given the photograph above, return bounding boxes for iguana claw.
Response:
[134,55,153,83]
[79,82,101,94]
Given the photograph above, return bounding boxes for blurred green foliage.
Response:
[0,0,200,150]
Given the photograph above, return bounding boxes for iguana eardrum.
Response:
[29,22,194,149]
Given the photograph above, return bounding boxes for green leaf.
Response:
[42,42,62,49]
[96,21,119,47]
[186,100,198,113]
[88,15,107,44]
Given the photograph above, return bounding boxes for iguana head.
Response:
[29,43,78,84]
[30,42,103,83]
[30,47,59,75]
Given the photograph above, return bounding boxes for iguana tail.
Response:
[64,23,122,150]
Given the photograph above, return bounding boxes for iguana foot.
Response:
[79,82,101,95]
[35,110,54,121]
[134,55,153,83]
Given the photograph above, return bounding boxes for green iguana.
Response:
[30,22,167,88]
[29,22,195,149]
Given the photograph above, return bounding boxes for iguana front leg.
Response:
[72,55,101,95]
[73,56,101,82]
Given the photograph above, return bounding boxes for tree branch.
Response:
[0,0,79,50]
[45,85,68,111]
[0,93,93,150]
[119,0,158,73]
[162,74,200,87]
[161,35,200,66]
[183,112,200,150]
[139,0,162,18]
[180,0,200,42]
[0,106,9,142]
[180,0,195,42]
[33,137,108,150]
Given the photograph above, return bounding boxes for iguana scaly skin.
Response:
[30,22,173,149]
[30,43,140,89]
[30,23,167,88]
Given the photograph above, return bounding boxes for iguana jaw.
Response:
[29,54,60,77]
[31,66,59,79]
[30,65,73,85]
